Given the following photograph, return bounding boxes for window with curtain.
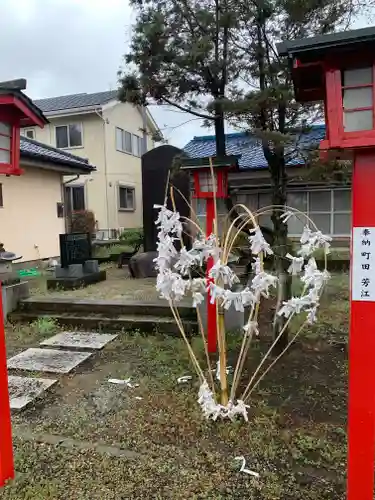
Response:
[115,127,133,154]
[132,134,143,157]
[118,185,135,211]
[56,124,83,148]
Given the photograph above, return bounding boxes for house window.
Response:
[196,198,227,233]
[237,191,273,229]
[342,67,373,132]
[64,185,85,213]
[118,185,135,211]
[237,189,351,237]
[287,189,351,236]
[56,124,83,148]
[0,123,11,164]
[116,127,132,154]
[132,134,143,157]
[23,129,35,140]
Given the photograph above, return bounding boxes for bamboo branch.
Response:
[169,301,205,381]
[196,305,215,394]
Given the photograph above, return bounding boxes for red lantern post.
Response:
[0,79,47,488]
[181,156,239,353]
[278,26,375,500]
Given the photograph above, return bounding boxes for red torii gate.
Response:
[0,79,47,488]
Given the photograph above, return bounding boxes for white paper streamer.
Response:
[234,456,260,477]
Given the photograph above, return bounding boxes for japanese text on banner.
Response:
[352,227,375,301]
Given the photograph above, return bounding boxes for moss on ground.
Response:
[2,273,349,499]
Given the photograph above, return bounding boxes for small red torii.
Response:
[181,156,239,353]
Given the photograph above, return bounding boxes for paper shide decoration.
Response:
[154,193,330,423]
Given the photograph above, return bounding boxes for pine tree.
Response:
[119,0,372,350]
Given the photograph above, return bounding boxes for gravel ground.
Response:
[28,264,160,302]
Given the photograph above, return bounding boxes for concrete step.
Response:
[19,297,195,320]
[9,311,197,337]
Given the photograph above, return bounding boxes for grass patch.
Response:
[4,272,349,499]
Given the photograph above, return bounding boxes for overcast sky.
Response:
[0,0,370,148]
[0,0,216,148]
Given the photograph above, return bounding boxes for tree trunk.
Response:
[269,152,291,353]
[272,212,292,354]
[214,112,226,156]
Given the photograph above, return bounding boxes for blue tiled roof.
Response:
[183,125,326,170]
[20,136,94,172]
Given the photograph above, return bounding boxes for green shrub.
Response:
[93,246,111,258]
[119,228,143,248]
[109,243,136,254]
[30,317,58,335]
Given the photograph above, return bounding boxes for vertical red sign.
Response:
[347,150,375,500]
[0,281,14,487]
[206,197,217,353]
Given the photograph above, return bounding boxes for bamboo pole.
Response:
[196,306,215,394]
[217,305,229,405]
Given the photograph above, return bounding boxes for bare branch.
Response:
[160,96,215,120]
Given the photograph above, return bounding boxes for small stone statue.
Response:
[0,243,22,285]
[0,243,22,263]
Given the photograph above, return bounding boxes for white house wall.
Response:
[26,101,155,231]
[0,165,65,262]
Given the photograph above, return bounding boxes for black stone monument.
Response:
[60,233,92,268]
[129,145,191,278]
[141,145,191,252]
[47,233,106,290]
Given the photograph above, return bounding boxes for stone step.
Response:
[19,297,195,320]
[9,311,197,337]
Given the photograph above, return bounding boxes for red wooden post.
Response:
[206,197,217,353]
[347,150,375,500]
[181,157,240,354]
[0,281,14,488]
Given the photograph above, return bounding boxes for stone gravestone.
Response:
[60,233,92,268]
[0,248,30,319]
[47,233,106,290]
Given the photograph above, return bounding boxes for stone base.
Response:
[41,331,117,350]
[46,270,106,291]
[1,276,21,286]
[7,347,93,373]
[8,375,57,410]
[2,281,30,320]
[197,285,249,332]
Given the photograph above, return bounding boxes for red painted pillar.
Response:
[347,150,375,500]
[0,281,14,488]
[206,197,217,353]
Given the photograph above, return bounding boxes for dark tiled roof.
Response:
[20,136,94,172]
[183,125,326,170]
[34,90,118,113]
[0,85,48,127]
